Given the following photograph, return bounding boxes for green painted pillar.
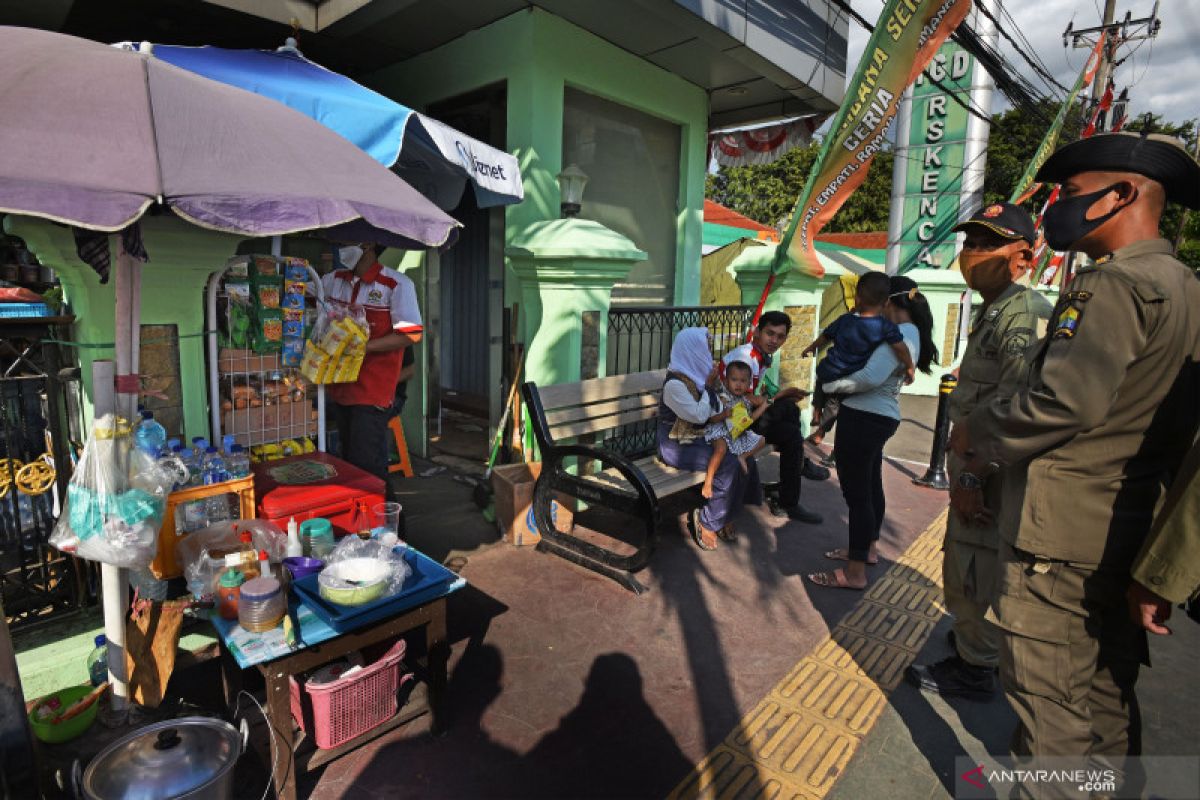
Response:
[6,215,244,439]
[506,219,645,388]
[731,245,832,408]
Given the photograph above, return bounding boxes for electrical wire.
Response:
[234,690,285,800]
[975,2,1071,96]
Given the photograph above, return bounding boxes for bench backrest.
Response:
[524,370,666,454]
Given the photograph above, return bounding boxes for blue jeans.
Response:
[656,421,752,531]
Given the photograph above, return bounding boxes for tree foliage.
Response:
[705,144,895,234]
[706,105,1200,269]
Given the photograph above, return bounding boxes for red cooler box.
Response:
[253,452,386,537]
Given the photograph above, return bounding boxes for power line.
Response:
[975,2,1071,96]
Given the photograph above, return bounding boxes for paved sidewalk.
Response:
[298,440,949,798]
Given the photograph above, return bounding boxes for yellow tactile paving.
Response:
[670,509,949,800]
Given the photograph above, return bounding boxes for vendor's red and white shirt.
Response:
[320,262,422,408]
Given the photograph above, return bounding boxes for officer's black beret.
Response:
[1035,132,1200,209]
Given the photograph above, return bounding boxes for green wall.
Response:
[6,216,243,441]
[368,7,710,347]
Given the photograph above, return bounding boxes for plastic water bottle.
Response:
[227,445,250,479]
[222,434,237,456]
[86,635,108,686]
[205,493,230,526]
[202,446,227,485]
[134,410,167,457]
[182,498,208,531]
[179,446,200,487]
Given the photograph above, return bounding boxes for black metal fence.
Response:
[606,305,755,376]
[1,329,86,633]
[601,305,754,456]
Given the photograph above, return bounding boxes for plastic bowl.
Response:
[318,558,390,606]
[282,556,325,580]
[28,684,100,744]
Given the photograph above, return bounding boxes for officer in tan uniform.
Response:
[949,132,1200,787]
[906,202,1052,700]
[1128,437,1200,634]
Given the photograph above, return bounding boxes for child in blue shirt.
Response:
[802,271,915,443]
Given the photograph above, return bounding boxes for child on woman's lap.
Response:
[702,360,769,498]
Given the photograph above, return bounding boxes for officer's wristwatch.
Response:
[957,471,984,490]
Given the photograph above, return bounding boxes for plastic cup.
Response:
[373,502,402,535]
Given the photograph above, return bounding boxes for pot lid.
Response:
[82,717,241,799]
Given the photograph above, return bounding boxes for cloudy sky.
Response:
[845,0,1200,125]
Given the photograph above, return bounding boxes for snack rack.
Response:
[205,257,327,454]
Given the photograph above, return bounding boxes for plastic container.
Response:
[238,575,286,632]
[134,410,167,457]
[216,569,245,620]
[282,556,324,580]
[86,635,107,687]
[300,518,335,559]
[28,685,101,744]
[288,638,410,749]
[286,517,303,558]
[0,302,50,318]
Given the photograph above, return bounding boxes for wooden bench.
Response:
[521,369,705,594]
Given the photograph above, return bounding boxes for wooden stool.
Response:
[388,415,414,477]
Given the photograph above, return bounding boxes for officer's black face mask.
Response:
[1043,183,1131,251]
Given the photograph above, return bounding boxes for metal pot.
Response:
[79,717,244,799]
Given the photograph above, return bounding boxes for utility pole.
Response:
[1064,1,1161,133]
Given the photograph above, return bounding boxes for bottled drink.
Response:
[133,410,167,457]
[205,493,230,526]
[227,444,250,478]
[222,434,237,456]
[181,499,208,532]
[179,445,201,487]
[202,446,227,485]
[86,634,108,686]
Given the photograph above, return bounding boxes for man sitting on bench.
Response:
[722,310,829,525]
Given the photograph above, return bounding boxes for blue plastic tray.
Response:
[291,547,459,633]
[0,302,50,318]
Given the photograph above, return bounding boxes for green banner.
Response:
[772,0,972,279]
[895,40,974,271]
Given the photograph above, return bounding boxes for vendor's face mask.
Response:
[1043,183,1131,251]
[338,245,365,268]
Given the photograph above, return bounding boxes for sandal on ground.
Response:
[824,548,878,565]
[807,569,866,590]
[690,508,718,551]
[717,523,737,542]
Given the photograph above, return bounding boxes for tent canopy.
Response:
[137,42,525,211]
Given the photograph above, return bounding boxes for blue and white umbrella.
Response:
[126,41,524,210]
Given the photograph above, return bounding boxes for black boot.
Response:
[905,655,997,701]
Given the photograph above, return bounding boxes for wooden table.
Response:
[212,562,462,800]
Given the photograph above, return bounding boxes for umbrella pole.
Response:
[92,359,129,715]
[106,242,140,714]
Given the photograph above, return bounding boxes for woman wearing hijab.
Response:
[808,275,940,589]
[658,327,757,550]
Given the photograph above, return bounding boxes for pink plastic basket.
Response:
[289,638,412,749]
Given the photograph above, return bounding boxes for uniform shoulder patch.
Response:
[1053,306,1081,339]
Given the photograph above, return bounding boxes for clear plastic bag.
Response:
[316,537,411,606]
[176,519,287,595]
[50,414,172,568]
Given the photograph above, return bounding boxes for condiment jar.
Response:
[216,569,245,620]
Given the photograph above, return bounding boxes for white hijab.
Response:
[668,327,714,388]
